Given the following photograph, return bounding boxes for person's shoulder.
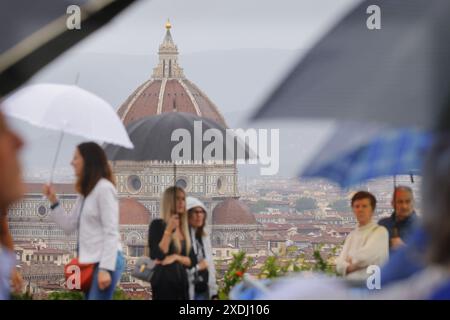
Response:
[95,178,116,194]
[97,178,115,188]
[347,226,358,235]
[202,233,213,246]
[409,211,420,222]
[344,228,357,241]
[378,216,392,227]
[375,224,389,237]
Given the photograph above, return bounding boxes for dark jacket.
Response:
[378,211,419,247]
[148,219,196,300]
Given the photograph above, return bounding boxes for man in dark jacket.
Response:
[378,186,419,251]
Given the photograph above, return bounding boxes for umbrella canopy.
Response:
[0,0,139,97]
[301,127,432,188]
[252,0,450,128]
[1,83,133,148]
[104,112,251,162]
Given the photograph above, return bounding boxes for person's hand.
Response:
[166,214,179,234]
[391,237,405,249]
[346,263,357,274]
[11,269,23,294]
[345,258,358,274]
[198,259,208,271]
[42,184,57,204]
[98,270,112,290]
[161,254,178,266]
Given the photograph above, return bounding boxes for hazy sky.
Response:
[8,0,364,180]
[74,0,360,54]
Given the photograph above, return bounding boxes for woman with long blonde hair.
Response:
[148,186,195,300]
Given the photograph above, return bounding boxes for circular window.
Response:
[37,205,47,217]
[127,175,142,192]
[176,179,187,189]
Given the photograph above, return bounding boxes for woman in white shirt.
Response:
[335,191,389,282]
[43,142,124,300]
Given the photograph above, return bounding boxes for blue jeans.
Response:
[194,291,210,300]
[86,251,125,300]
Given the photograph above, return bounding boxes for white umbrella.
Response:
[1,83,134,182]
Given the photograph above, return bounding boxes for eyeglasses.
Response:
[192,209,205,215]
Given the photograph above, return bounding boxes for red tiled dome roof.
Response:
[119,198,151,225]
[117,79,227,127]
[212,198,257,225]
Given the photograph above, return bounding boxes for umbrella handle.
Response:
[49,130,65,184]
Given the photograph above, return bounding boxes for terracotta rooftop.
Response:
[295,225,321,231]
[310,237,345,245]
[261,234,287,241]
[119,198,151,225]
[290,235,315,242]
[212,198,257,225]
[261,223,293,230]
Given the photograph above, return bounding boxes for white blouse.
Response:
[335,221,389,281]
[50,178,122,271]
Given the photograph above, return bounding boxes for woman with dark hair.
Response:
[43,142,124,300]
[148,186,194,300]
[0,110,24,299]
[186,197,218,300]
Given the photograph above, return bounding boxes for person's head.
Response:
[186,197,207,238]
[423,132,450,266]
[161,186,190,253]
[391,186,414,221]
[73,142,115,197]
[161,186,186,219]
[351,191,377,226]
[0,111,24,211]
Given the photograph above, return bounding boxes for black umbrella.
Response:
[0,0,139,97]
[251,0,450,129]
[104,112,251,162]
[105,112,253,216]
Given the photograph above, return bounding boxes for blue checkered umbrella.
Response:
[301,128,433,188]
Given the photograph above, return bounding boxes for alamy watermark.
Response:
[366,265,381,290]
[170,121,280,176]
[66,265,82,290]
[66,5,81,30]
[366,5,381,30]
